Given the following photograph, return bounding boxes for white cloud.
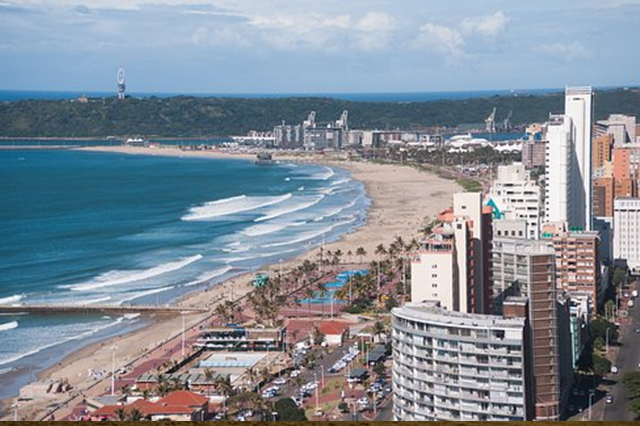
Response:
[416,22,464,58]
[536,41,594,61]
[461,11,510,38]
[354,12,395,51]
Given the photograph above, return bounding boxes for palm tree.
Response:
[141,388,151,401]
[374,243,387,260]
[115,407,127,421]
[346,249,353,263]
[333,249,343,266]
[127,408,144,421]
[215,375,233,419]
[204,368,217,395]
[356,246,367,264]
[244,367,258,393]
[373,320,386,343]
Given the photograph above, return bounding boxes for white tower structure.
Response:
[564,86,593,230]
[545,115,573,225]
[544,86,594,231]
[117,68,126,100]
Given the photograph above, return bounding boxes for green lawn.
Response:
[456,178,483,192]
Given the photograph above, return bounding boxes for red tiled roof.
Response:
[149,404,195,415]
[317,321,350,336]
[158,390,208,408]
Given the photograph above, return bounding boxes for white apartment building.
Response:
[544,87,594,231]
[487,162,542,240]
[392,302,529,421]
[564,86,594,231]
[545,114,573,225]
[411,192,490,314]
[613,197,640,274]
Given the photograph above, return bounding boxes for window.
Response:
[432,283,438,288]
[432,273,438,278]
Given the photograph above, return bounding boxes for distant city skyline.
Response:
[1,0,639,93]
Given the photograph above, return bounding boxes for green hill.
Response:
[0,88,638,138]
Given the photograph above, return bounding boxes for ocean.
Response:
[0,148,368,406]
[0,88,565,103]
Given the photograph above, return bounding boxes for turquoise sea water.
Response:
[0,149,368,404]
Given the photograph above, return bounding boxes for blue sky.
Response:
[1,0,639,94]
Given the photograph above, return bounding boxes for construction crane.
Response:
[503,110,513,131]
[485,107,497,133]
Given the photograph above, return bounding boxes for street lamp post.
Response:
[181,311,187,358]
[111,345,118,396]
[11,402,18,421]
[320,365,325,388]
[606,327,611,353]
[588,392,594,420]
[314,373,319,413]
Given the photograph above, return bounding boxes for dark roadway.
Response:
[604,299,640,421]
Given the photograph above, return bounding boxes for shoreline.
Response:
[1,146,460,420]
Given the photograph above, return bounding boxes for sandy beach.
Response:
[2,146,460,420]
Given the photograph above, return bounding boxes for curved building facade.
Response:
[392,302,531,421]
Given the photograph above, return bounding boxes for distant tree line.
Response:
[0,88,638,138]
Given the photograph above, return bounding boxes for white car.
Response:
[273,377,287,386]
[290,370,301,378]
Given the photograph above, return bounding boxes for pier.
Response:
[0,304,208,316]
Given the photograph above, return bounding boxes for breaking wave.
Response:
[182,194,292,221]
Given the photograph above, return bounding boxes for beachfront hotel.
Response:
[391,302,531,421]
[411,192,493,314]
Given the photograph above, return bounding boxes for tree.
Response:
[373,320,386,342]
[592,353,612,376]
[346,250,353,263]
[312,325,325,346]
[115,407,127,421]
[215,375,234,418]
[275,398,308,421]
[613,267,626,288]
[373,362,387,378]
[204,368,217,394]
[127,408,144,421]
[623,372,640,400]
[356,246,367,264]
[590,318,618,342]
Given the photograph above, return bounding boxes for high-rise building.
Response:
[490,237,565,419]
[487,163,543,240]
[592,134,614,172]
[592,177,614,217]
[596,114,637,146]
[544,86,594,231]
[564,86,594,231]
[542,224,602,311]
[613,197,640,274]
[545,114,573,225]
[411,192,492,314]
[391,302,531,421]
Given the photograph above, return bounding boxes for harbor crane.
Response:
[503,110,513,131]
[304,111,316,128]
[485,107,497,133]
[336,110,349,130]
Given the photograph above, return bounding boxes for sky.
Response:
[1,0,640,94]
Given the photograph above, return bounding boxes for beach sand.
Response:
[2,146,459,420]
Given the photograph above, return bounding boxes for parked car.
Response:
[611,366,619,374]
[290,369,301,378]
[606,395,614,404]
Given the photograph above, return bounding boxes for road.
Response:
[604,298,640,421]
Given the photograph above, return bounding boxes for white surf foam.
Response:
[0,321,18,332]
[255,196,324,222]
[66,254,203,292]
[0,294,23,305]
[331,178,351,186]
[67,296,112,306]
[263,218,357,249]
[182,194,292,221]
[182,266,234,287]
[243,221,307,237]
[117,286,175,305]
[314,199,358,222]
